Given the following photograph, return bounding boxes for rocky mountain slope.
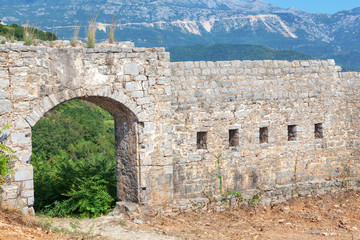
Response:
[168,43,314,62]
[0,0,359,70]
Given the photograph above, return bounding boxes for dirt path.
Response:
[135,190,360,240]
[1,190,359,240]
[50,215,179,240]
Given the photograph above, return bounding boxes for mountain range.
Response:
[0,0,359,70]
[168,43,313,62]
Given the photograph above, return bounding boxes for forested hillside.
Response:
[0,23,57,41]
[168,43,315,62]
[1,0,359,70]
[32,100,116,218]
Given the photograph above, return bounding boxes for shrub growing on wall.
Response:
[0,125,14,187]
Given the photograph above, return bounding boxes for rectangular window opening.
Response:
[315,123,323,139]
[229,129,239,147]
[197,131,207,149]
[259,127,268,144]
[288,125,297,141]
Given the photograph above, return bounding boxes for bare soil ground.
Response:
[1,190,359,240]
[0,203,69,240]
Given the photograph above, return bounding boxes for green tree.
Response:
[32,100,116,218]
[0,125,14,187]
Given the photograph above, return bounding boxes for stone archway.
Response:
[79,96,140,202]
[1,45,173,212]
[12,88,149,211]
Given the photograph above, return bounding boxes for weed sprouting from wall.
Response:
[108,15,117,44]
[246,193,261,206]
[71,22,80,47]
[158,35,163,47]
[87,14,98,48]
[0,125,15,187]
[341,160,353,178]
[24,17,35,46]
[215,153,223,195]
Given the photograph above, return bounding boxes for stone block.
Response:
[0,71,8,78]
[184,62,194,68]
[22,190,33,198]
[164,68,171,76]
[13,87,29,99]
[135,75,147,81]
[0,100,11,113]
[131,90,144,98]
[188,155,202,161]
[111,201,139,214]
[28,197,34,206]
[202,69,210,75]
[21,52,36,58]
[124,62,139,75]
[125,82,142,91]
[22,152,32,164]
[165,166,173,174]
[300,61,310,67]
[9,67,29,76]
[40,97,53,112]
[11,131,31,145]
[0,90,9,99]
[49,94,60,106]
[14,165,33,182]
[25,116,36,127]
[0,78,9,88]
[136,97,151,105]
[13,117,29,129]
[14,102,30,110]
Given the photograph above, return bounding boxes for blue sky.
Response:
[261,0,360,14]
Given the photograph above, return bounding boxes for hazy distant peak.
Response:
[135,0,281,12]
[236,0,281,12]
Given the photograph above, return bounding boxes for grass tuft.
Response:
[71,22,80,47]
[0,203,37,227]
[23,17,35,46]
[86,14,98,48]
[108,15,117,44]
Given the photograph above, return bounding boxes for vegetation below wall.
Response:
[32,99,116,218]
[0,125,14,187]
[0,23,57,41]
[168,43,315,62]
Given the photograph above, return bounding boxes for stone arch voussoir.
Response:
[25,88,148,128]
[21,86,150,206]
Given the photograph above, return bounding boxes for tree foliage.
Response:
[0,125,14,187]
[0,23,57,41]
[168,43,314,62]
[32,100,116,218]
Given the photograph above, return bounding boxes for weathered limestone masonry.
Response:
[0,43,359,212]
[170,59,360,202]
[0,43,173,213]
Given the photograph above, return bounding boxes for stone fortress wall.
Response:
[170,60,360,201]
[0,42,359,212]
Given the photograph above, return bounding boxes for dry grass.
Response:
[0,202,37,228]
[108,15,117,44]
[87,14,98,48]
[71,22,80,47]
[23,16,35,46]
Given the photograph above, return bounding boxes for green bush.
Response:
[32,100,116,218]
[0,125,14,187]
[0,23,57,42]
[44,176,114,218]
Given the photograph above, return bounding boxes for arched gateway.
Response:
[0,44,174,213]
[1,43,359,213]
[29,93,142,203]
